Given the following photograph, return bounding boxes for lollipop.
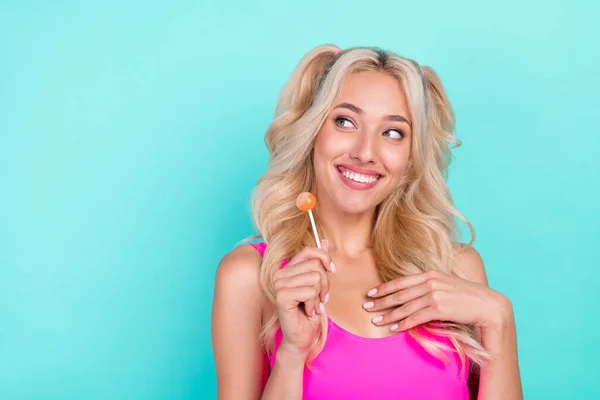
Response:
[296,192,321,248]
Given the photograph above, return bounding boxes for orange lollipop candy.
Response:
[296,192,316,212]
[296,192,322,248]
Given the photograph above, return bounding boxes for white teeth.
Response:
[341,169,379,184]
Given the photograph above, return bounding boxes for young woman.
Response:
[211,44,523,399]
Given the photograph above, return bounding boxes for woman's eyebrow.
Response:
[334,102,411,127]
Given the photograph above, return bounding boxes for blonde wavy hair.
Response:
[250,44,490,374]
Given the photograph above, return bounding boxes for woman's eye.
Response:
[335,117,355,128]
[384,129,404,139]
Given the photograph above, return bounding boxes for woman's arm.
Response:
[261,344,306,400]
[455,247,523,400]
[211,245,306,400]
[212,245,269,399]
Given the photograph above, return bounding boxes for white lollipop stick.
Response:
[308,209,321,249]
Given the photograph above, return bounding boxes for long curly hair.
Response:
[250,44,490,374]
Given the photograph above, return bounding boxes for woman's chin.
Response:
[334,200,377,216]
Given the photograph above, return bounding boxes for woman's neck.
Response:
[314,199,375,259]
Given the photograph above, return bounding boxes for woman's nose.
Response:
[349,131,377,165]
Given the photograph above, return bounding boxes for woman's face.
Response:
[313,70,412,215]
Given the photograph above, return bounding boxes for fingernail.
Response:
[320,302,326,313]
[367,288,377,297]
[391,324,399,331]
[372,315,383,323]
[330,262,336,273]
[322,240,329,251]
[363,301,374,309]
[324,292,329,304]
[312,309,316,317]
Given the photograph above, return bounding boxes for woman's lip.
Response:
[335,166,382,191]
[336,163,382,177]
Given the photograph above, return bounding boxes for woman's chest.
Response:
[296,328,469,400]
[325,254,393,339]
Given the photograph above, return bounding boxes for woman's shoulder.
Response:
[453,242,488,286]
[214,243,271,315]
[216,244,264,287]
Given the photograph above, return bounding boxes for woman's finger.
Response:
[367,270,445,299]
[275,260,330,303]
[371,293,431,326]
[363,280,433,312]
[392,306,439,332]
[304,294,325,317]
[287,246,335,273]
[274,271,321,292]
[275,286,319,314]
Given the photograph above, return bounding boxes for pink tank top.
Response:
[251,242,470,399]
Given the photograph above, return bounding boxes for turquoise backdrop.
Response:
[1,1,598,399]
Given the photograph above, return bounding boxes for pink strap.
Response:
[249,242,288,268]
[250,242,267,256]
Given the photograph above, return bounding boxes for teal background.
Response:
[1,1,598,399]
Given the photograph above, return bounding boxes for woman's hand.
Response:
[363,270,513,332]
[273,241,334,361]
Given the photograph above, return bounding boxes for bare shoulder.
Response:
[215,244,264,298]
[453,243,489,286]
[217,244,263,278]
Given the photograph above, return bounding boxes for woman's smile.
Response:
[335,164,383,191]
